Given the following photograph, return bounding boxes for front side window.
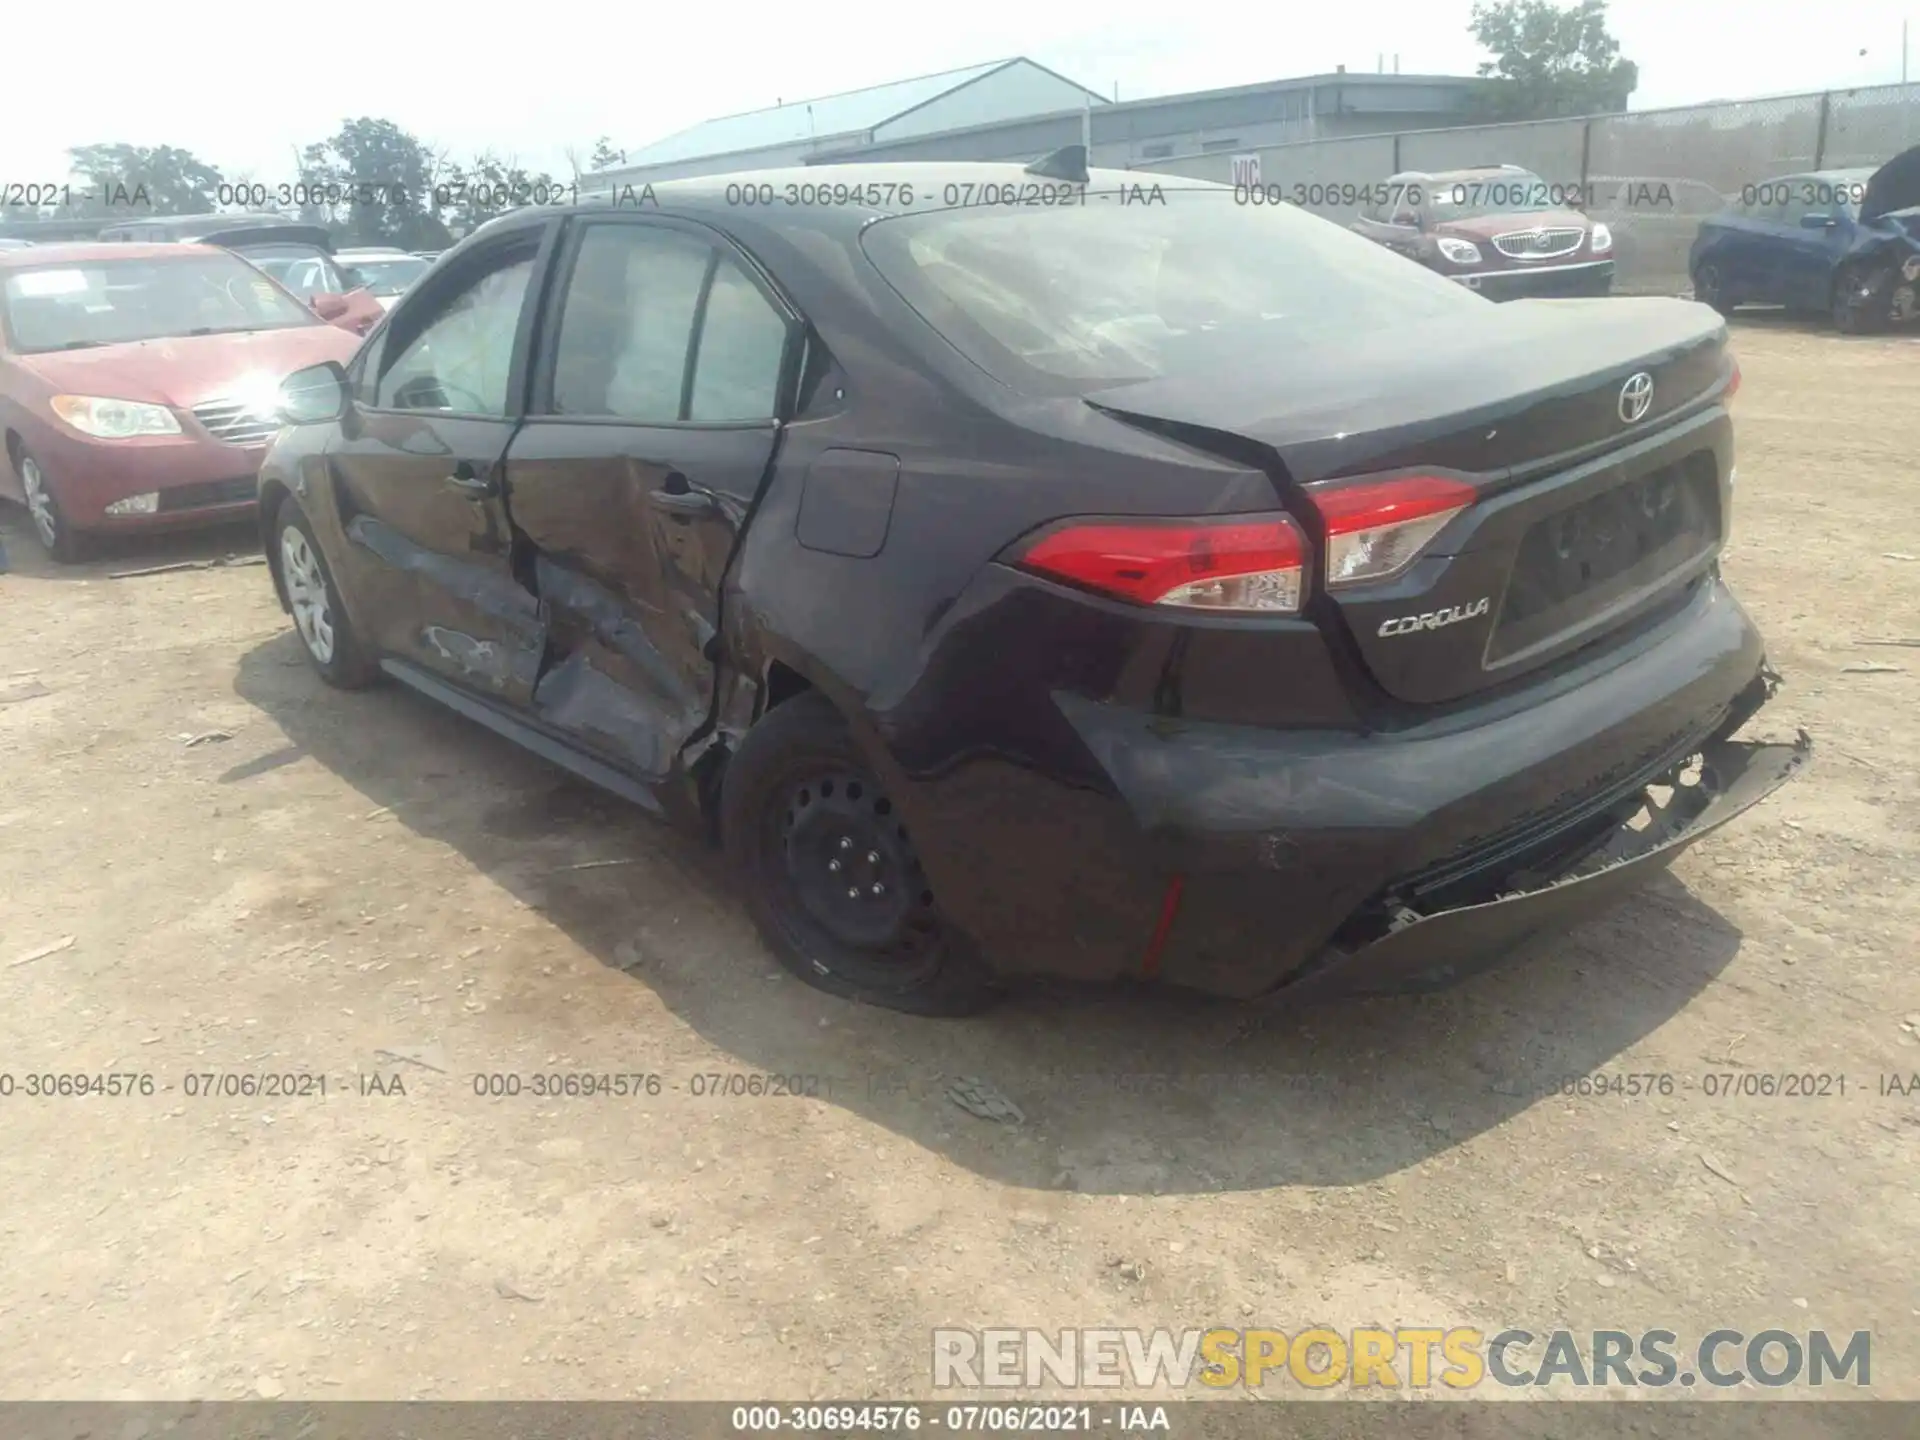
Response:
[1,253,318,353]
[375,246,536,415]
[862,184,1486,396]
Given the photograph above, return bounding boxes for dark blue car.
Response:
[1689,146,1920,332]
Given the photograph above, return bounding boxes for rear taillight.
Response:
[1307,475,1477,588]
[1016,513,1307,614]
[1724,354,1741,405]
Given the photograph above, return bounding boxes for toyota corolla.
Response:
[255,156,1807,1015]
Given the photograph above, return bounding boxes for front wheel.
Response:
[1832,262,1890,334]
[720,692,1001,1016]
[1691,262,1734,316]
[275,497,378,688]
[17,451,90,563]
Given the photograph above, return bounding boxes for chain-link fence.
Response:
[1137,84,1920,297]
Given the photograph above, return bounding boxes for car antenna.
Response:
[1024,145,1089,182]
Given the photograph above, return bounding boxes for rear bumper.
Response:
[925,576,1797,999]
[1456,259,1615,300]
[1271,732,1808,1001]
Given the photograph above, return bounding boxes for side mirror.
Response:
[310,292,351,320]
[1800,212,1837,229]
[278,361,350,426]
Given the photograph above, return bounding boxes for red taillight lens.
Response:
[1724,354,1741,405]
[1016,513,1307,614]
[1307,474,1477,588]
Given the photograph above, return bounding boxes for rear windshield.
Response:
[343,255,429,296]
[860,184,1486,396]
[1,252,318,353]
[240,245,345,299]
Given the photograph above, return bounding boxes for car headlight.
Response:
[1436,236,1482,265]
[1590,223,1614,254]
[49,395,182,439]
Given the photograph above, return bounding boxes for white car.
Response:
[333,248,431,310]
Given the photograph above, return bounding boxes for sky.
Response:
[4,0,1914,190]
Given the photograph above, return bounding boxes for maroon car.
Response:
[0,243,364,561]
[1351,166,1615,300]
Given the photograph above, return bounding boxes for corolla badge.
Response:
[1378,597,1492,637]
[1618,372,1655,424]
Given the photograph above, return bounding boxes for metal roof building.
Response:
[592,59,1111,185]
[589,63,1484,188]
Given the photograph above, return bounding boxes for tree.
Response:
[589,136,627,172]
[299,118,445,248]
[437,152,565,238]
[63,143,225,217]
[1468,0,1639,120]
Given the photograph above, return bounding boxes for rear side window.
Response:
[862,184,1485,397]
[546,222,789,424]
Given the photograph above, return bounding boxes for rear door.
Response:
[501,215,801,778]
[327,221,557,701]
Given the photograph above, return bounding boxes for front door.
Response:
[328,223,554,702]
[500,216,797,778]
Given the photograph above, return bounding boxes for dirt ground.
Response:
[1,320,1916,1409]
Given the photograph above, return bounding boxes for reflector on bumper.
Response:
[1273,732,1812,1001]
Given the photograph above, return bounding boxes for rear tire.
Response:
[16,450,90,564]
[1691,262,1734,316]
[274,496,378,689]
[720,692,1001,1016]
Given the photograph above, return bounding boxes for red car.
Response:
[1350,166,1616,300]
[0,243,364,561]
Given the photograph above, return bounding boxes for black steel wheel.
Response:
[721,692,999,1015]
[1691,262,1734,316]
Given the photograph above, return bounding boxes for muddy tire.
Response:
[720,692,1000,1016]
[274,496,379,689]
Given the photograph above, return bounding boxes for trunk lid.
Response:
[1083,297,1733,706]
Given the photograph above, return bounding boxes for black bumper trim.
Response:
[1270,730,1812,1001]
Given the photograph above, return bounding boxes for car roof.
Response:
[336,247,412,256]
[0,241,227,268]
[1394,166,1538,184]
[464,160,1222,246]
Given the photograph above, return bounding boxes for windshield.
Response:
[240,245,345,299]
[344,255,429,296]
[1,253,318,353]
[1424,172,1567,220]
[860,185,1486,395]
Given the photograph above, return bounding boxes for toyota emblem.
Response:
[1618,372,1654,424]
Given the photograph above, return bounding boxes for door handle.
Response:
[649,472,716,517]
[446,462,495,497]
